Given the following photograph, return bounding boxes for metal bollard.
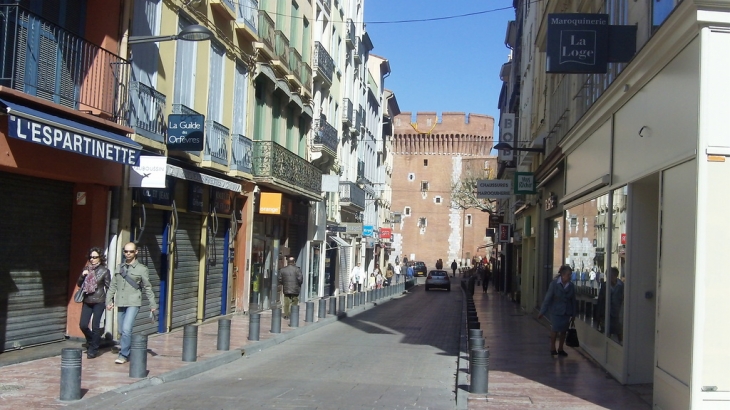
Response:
[469,348,489,394]
[271,308,282,333]
[469,336,485,356]
[338,295,345,313]
[367,290,372,303]
[248,313,261,341]
[59,348,82,401]
[353,292,360,307]
[217,319,231,351]
[182,325,198,362]
[129,334,148,378]
[318,299,327,318]
[468,328,483,339]
[347,293,354,309]
[290,304,300,328]
[329,297,337,315]
[305,301,315,322]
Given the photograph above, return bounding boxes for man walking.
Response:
[450,260,458,278]
[279,256,303,319]
[350,262,363,292]
[106,242,157,364]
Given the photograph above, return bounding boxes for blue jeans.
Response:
[117,306,139,358]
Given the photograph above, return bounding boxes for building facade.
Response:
[497,0,730,407]
[391,112,495,270]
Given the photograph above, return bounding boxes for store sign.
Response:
[515,172,536,194]
[259,192,282,215]
[130,155,167,188]
[327,225,346,232]
[477,179,512,199]
[498,113,515,162]
[363,225,374,237]
[343,222,363,235]
[380,227,392,239]
[489,214,503,229]
[498,223,511,243]
[211,188,233,214]
[167,114,204,151]
[547,14,609,74]
[621,233,627,245]
[188,182,205,213]
[139,177,175,206]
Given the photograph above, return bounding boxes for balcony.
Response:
[210,0,236,19]
[129,81,166,142]
[312,42,334,86]
[273,30,290,74]
[353,37,362,63]
[255,10,276,59]
[234,0,258,40]
[351,106,361,136]
[345,19,356,48]
[287,48,302,86]
[230,133,253,174]
[358,106,366,134]
[252,140,322,200]
[342,98,353,126]
[204,120,230,166]
[319,0,332,15]
[339,181,365,210]
[0,4,128,122]
[313,115,338,155]
[299,62,312,96]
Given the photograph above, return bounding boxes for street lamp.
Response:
[493,142,545,154]
[128,24,213,45]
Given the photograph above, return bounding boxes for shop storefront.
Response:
[0,92,140,351]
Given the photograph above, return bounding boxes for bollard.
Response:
[271,307,282,333]
[290,304,300,328]
[469,336,485,355]
[367,290,372,303]
[248,313,261,341]
[318,299,327,318]
[338,295,346,313]
[354,292,360,307]
[469,348,489,394]
[217,319,231,351]
[182,325,198,362]
[305,301,315,322]
[59,348,82,401]
[129,334,148,378]
[469,328,483,339]
[329,297,337,315]
[347,293,354,309]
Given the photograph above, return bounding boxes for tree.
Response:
[450,159,497,214]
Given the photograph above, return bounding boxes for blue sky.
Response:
[363,0,514,124]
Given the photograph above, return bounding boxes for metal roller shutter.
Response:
[204,219,228,319]
[171,212,201,329]
[133,208,166,336]
[0,172,72,352]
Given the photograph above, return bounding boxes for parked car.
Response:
[413,261,428,277]
[425,270,451,291]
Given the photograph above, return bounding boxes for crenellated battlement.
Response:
[395,112,494,136]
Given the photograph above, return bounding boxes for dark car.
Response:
[413,261,427,277]
[425,270,451,291]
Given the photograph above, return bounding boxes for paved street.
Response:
[69,280,462,409]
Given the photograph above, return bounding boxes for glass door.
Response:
[250,236,274,311]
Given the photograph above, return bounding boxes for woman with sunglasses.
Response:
[76,247,111,359]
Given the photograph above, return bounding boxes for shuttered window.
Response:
[232,62,249,135]
[173,15,197,107]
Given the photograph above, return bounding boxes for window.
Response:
[466,214,472,226]
[404,207,411,216]
[421,181,429,192]
[232,62,248,136]
[207,42,225,123]
[173,15,198,107]
[424,159,428,166]
[408,173,415,181]
[434,196,442,204]
[418,217,427,227]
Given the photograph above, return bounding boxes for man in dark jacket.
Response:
[279,256,303,319]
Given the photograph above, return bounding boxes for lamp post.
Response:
[128,24,213,45]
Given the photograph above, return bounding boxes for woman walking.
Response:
[538,265,577,357]
[77,247,111,359]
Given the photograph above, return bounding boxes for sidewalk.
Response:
[464,288,653,409]
[0,284,408,409]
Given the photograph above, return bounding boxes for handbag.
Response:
[74,288,85,303]
[566,324,580,348]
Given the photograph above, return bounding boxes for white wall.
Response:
[565,119,611,197]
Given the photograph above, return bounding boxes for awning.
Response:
[329,236,352,248]
[1,98,142,165]
[289,93,303,111]
[167,164,242,193]
[256,63,278,84]
[276,79,292,99]
[302,105,314,119]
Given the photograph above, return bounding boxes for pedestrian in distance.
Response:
[374,266,384,289]
[538,265,577,357]
[106,242,157,364]
[406,263,414,280]
[385,263,394,286]
[609,267,624,343]
[394,262,402,283]
[450,260,458,278]
[481,265,491,293]
[279,256,303,319]
[350,262,363,293]
[77,247,111,359]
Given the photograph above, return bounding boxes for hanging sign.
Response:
[477,179,511,199]
[515,172,536,194]
[167,114,205,151]
[547,14,609,74]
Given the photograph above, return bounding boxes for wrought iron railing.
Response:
[252,140,322,196]
[320,0,331,15]
[230,133,253,174]
[313,115,338,153]
[288,47,302,79]
[313,41,334,83]
[0,4,129,122]
[342,98,353,126]
[172,103,198,116]
[129,81,166,142]
[345,19,355,47]
[204,120,229,165]
[236,0,258,33]
[258,10,275,52]
[274,30,290,68]
[339,181,365,210]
